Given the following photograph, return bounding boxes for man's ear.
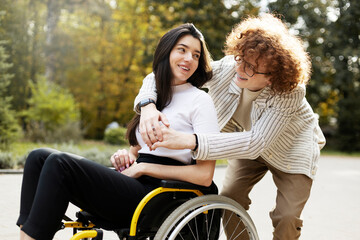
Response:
[266,79,271,86]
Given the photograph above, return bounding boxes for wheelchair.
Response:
[60,179,259,240]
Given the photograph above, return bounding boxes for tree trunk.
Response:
[45,0,61,82]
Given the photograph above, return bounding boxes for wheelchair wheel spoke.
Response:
[228,214,241,240]
[232,228,247,240]
[221,210,233,233]
[195,215,199,239]
[206,209,216,240]
[178,232,185,240]
[186,221,196,239]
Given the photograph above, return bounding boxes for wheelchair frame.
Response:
[60,180,259,240]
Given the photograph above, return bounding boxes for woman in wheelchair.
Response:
[17,23,219,240]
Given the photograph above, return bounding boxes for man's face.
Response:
[233,55,271,91]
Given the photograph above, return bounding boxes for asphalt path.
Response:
[1,155,359,240]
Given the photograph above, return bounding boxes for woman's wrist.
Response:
[138,162,145,174]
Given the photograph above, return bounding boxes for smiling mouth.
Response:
[179,65,190,71]
[237,73,247,81]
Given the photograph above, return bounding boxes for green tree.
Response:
[60,0,163,138]
[0,0,43,112]
[147,0,259,60]
[324,0,360,151]
[23,77,82,143]
[0,40,20,150]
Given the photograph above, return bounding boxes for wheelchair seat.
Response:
[160,179,218,194]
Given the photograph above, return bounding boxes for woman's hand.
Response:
[121,162,144,178]
[110,149,136,172]
[151,126,196,150]
[140,104,170,148]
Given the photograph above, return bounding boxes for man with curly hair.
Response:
[132,14,326,239]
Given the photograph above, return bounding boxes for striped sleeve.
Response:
[194,87,306,160]
[133,72,157,114]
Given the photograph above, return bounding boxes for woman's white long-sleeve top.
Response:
[134,55,326,179]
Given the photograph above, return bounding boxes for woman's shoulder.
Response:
[174,84,209,99]
[180,86,214,109]
[185,86,211,101]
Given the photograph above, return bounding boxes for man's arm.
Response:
[134,72,157,114]
[133,72,170,146]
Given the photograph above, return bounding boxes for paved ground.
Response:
[1,155,360,240]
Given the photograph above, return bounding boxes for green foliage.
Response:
[25,121,83,143]
[147,0,258,60]
[81,148,114,167]
[23,77,82,143]
[0,152,14,169]
[4,140,122,169]
[0,40,21,150]
[104,127,128,145]
[56,0,161,138]
[323,0,360,151]
[0,1,43,112]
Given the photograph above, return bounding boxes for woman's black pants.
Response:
[16,148,156,240]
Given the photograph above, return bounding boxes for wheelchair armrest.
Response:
[160,180,218,194]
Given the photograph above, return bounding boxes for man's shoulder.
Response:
[212,55,235,71]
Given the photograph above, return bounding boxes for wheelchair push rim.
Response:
[154,194,259,240]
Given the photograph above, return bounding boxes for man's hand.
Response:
[140,103,170,148]
[151,126,196,151]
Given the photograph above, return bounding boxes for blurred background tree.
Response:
[0,39,21,150]
[268,0,360,151]
[145,0,259,59]
[21,76,82,143]
[0,0,358,151]
[326,0,360,151]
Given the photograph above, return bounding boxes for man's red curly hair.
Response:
[224,13,311,94]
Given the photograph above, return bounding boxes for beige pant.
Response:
[220,157,312,240]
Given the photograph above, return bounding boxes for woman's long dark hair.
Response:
[126,23,212,146]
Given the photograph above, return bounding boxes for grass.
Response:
[10,140,124,159]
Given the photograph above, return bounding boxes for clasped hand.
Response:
[139,105,192,150]
[110,149,136,172]
[110,107,193,175]
[110,149,144,178]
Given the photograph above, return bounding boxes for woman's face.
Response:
[233,56,271,91]
[169,35,201,85]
